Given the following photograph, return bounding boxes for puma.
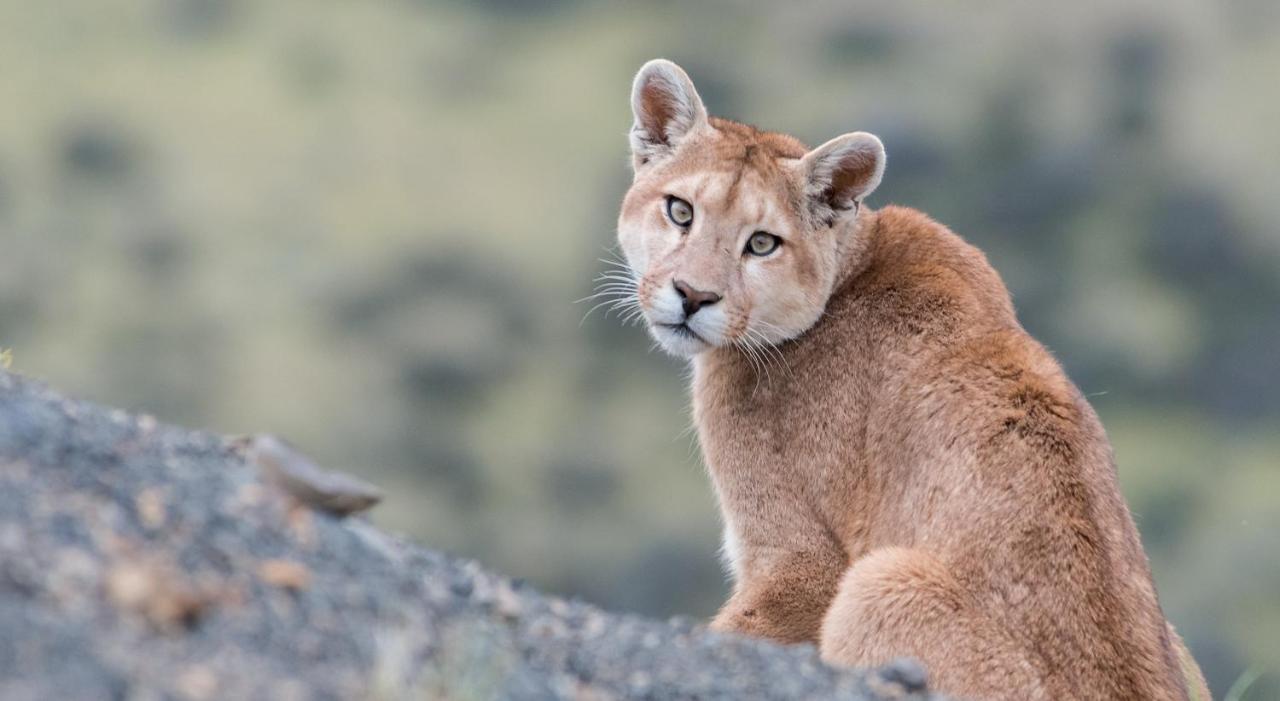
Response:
[611,59,1209,700]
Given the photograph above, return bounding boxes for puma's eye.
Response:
[666,196,694,227]
[745,231,782,257]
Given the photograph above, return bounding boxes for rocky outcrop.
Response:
[0,369,935,700]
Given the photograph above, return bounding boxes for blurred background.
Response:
[1,1,1276,696]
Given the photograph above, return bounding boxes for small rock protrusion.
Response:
[242,434,383,517]
[450,577,474,599]
[868,657,929,697]
[492,582,523,621]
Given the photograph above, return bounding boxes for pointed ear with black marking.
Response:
[800,132,885,224]
[629,59,708,170]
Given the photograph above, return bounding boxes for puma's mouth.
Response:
[651,320,713,356]
[658,322,709,344]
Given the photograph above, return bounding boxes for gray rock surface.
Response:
[0,369,937,700]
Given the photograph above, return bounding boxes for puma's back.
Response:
[613,59,1209,700]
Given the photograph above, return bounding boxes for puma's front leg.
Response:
[710,549,846,645]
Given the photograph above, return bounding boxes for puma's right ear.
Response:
[800,131,886,224]
[629,59,708,169]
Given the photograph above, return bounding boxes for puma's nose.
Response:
[673,280,722,318]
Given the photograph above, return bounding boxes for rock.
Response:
[0,368,941,700]
[869,658,931,697]
[104,557,213,630]
[257,559,312,592]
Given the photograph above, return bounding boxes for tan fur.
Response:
[615,60,1210,700]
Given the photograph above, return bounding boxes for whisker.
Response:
[619,305,647,327]
[580,295,631,325]
[757,330,792,380]
[597,257,635,273]
[583,248,646,330]
[586,283,637,296]
[743,321,794,379]
[574,286,633,304]
[594,272,638,283]
[733,333,767,396]
[748,341,770,396]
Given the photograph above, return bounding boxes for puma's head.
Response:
[614,59,886,358]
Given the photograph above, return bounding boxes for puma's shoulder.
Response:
[826,205,1019,348]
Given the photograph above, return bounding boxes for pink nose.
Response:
[673,280,722,318]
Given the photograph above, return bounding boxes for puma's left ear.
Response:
[629,59,708,169]
[800,131,885,223]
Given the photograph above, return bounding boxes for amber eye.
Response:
[666,196,694,227]
[745,231,782,257]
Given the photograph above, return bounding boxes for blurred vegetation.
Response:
[0,1,1276,696]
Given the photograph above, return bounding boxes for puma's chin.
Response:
[648,320,717,357]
